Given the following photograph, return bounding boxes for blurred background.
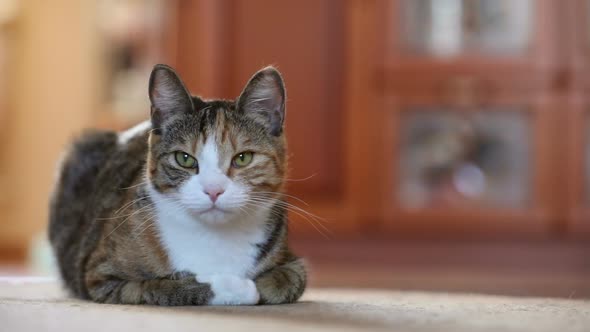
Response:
[0,0,588,298]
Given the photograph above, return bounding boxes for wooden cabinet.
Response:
[162,0,588,237]
[366,0,565,235]
[566,0,590,235]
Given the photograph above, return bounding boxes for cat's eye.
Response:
[174,151,198,169]
[232,152,254,168]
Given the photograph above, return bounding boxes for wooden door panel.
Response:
[229,0,345,198]
[174,0,346,200]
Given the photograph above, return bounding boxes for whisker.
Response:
[119,181,149,191]
[248,197,326,223]
[253,198,332,234]
[97,202,159,221]
[103,204,158,239]
[97,206,156,222]
[134,214,158,239]
[285,209,330,239]
[100,194,186,240]
[284,173,317,183]
[242,197,331,238]
[112,195,150,216]
[281,206,332,236]
[238,203,258,220]
[137,222,156,238]
[251,192,310,207]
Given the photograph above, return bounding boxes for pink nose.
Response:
[204,187,225,202]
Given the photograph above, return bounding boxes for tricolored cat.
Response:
[49,65,306,305]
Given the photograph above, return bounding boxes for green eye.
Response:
[174,151,198,169]
[232,152,254,168]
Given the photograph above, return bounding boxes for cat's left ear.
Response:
[149,64,194,133]
[237,66,286,136]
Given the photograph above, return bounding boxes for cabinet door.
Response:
[374,96,557,235]
[172,0,354,234]
[398,0,533,57]
[227,0,346,200]
[379,0,559,78]
[364,0,563,235]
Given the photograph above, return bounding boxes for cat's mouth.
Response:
[201,206,228,214]
[187,205,233,219]
[189,205,236,225]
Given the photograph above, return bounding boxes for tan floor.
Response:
[0,279,589,332]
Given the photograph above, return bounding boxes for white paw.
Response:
[196,274,260,306]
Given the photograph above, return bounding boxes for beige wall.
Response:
[1,1,102,251]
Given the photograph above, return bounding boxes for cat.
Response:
[48,64,306,305]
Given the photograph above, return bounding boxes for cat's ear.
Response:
[148,64,194,132]
[237,66,286,136]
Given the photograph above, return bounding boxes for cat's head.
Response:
[146,64,287,225]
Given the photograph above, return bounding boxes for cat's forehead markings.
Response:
[191,134,198,155]
[198,134,221,171]
[199,132,207,146]
[215,107,230,141]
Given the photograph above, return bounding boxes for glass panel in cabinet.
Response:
[398,109,531,209]
[399,0,534,57]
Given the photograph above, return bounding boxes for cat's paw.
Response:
[196,274,259,305]
[169,270,195,280]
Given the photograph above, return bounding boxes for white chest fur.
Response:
[151,193,268,279]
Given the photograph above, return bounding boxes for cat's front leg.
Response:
[196,274,260,305]
[255,258,307,304]
[86,273,213,305]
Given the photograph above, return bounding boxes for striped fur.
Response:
[48,65,306,305]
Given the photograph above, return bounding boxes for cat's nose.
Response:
[204,187,225,203]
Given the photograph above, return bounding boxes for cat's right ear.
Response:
[148,64,194,133]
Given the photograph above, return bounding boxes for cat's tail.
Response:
[48,130,118,290]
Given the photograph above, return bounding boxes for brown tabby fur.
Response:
[48,65,306,305]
